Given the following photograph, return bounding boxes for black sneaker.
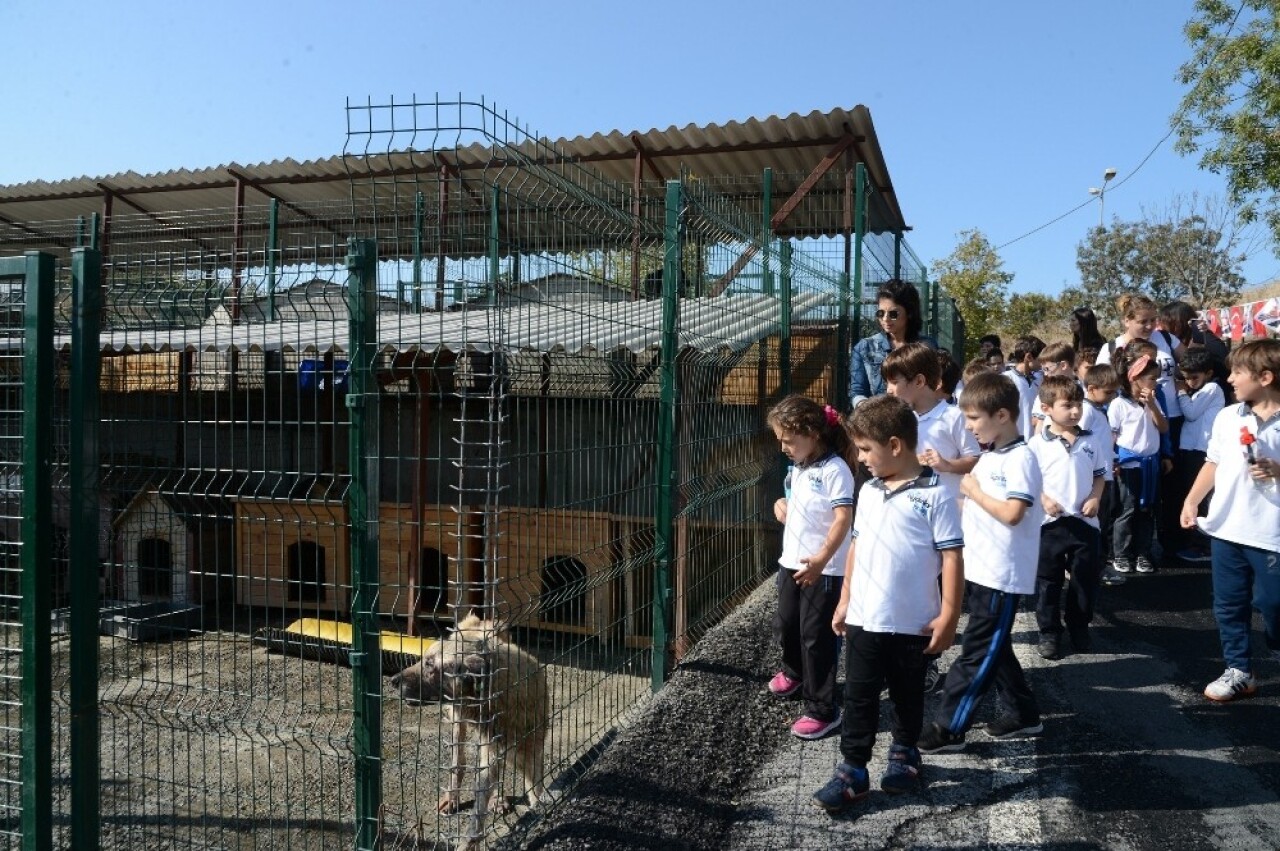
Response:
[1067,623,1092,652]
[917,722,966,754]
[923,657,946,694]
[984,716,1044,740]
[879,743,922,794]
[1038,633,1061,660]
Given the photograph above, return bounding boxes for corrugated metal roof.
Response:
[52,292,832,357]
[0,106,904,253]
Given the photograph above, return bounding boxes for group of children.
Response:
[766,316,1280,812]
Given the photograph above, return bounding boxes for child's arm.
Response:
[1081,472,1105,518]
[960,474,1031,526]
[773,497,787,524]
[1142,387,1168,433]
[1177,384,1222,423]
[925,452,979,475]
[831,540,856,636]
[1180,460,1218,528]
[795,505,852,584]
[925,548,963,655]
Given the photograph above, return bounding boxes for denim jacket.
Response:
[849,333,938,407]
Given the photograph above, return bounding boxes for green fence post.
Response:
[488,184,501,305]
[19,250,54,851]
[412,191,424,312]
[69,247,102,851]
[346,238,382,851]
[780,240,793,398]
[266,199,279,322]
[653,179,682,691]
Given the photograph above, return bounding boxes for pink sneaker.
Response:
[791,711,842,740]
[767,671,802,697]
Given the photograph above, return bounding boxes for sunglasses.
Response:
[875,309,901,320]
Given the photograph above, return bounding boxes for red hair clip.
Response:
[823,404,840,427]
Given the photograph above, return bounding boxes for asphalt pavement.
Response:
[517,557,1280,851]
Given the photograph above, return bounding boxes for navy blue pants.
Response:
[1036,516,1102,634]
[934,581,1040,733]
[1211,538,1280,673]
[839,626,929,766]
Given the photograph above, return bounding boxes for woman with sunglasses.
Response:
[850,279,936,408]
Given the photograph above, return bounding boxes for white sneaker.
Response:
[1204,667,1256,702]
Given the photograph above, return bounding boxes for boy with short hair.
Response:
[1003,335,1046,440]
[918,372,1045,752]
[1039,342,1076,380]
[812,395,963,811]
[882,343,981,501]
[1084,364,1125,586]
[1029,375,1109,659]
[1077,347,1101,384]
[1172,349,1226,562]
[937,349,963,403]
[1181,339,1280,702]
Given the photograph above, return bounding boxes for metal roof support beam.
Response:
[98,182,224,255]
[224,167,346,240]
[631,150,643,299]
[630,134,666,182]
[710,134,859,296]
[0,212,69,249]
[231,178,245,321]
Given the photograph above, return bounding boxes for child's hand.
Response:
[1081,496,1101,518]
[1180,501,1201,529]
[1041,495,1063,517]
[831,602,847,636]
[1249,455,1280,481]
[959,474,980,500]
[919,449,947,471]
[794,558,824,586]
[773,497,788,524]
[1138,387,1156,406]
[1161,458,1174,475]
[923,614,957,656]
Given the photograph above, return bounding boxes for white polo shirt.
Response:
[1177,382,1226,453]
[845,469,963,635]
[1080,402,1115,469]
[1097,332,1181,418]
[1108,395,1161,462]
[1198,404,1280,552]
[778,453,855,576]
[917,400,982,500]
[962,438,1044,595]
[1002,366,1041,441]
[1029,424,1108,529]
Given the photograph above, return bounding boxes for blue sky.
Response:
[4,0,1273,296]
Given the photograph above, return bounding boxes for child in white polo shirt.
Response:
[1171,349,1226,562]
[881,343,981,502]
[1181,339,1280,702]
[812,395,963,811]
[1029,375,1109,660]
[1108,347,1168,575]
[918,372,1045,753]
[767,394,856,740]
[1002,335,1046,441]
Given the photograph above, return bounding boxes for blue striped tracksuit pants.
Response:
[934,581,1041,733]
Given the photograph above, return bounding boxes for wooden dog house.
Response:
[376,502,483,625]
[113,489,234,606]
[234,497,350,617]
[487,508,621,639]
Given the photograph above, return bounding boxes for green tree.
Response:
[1075,193,1249,316]
[1004,292,1072,340]
[1174,0,1280,242]
[930,229,1012,359]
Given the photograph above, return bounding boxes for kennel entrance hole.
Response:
[137,537,173,600]
[539,556,586,627]
[288,541,327,602]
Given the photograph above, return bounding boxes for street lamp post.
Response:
[1088,167,1118,228]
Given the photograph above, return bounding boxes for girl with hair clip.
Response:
[1108,347,1169,575]
[767,395,856,740]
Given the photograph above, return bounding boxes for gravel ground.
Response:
[506,580,790,851]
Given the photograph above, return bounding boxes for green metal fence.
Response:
[0,96,959,850]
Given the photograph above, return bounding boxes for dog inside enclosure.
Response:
[390,612,550,848]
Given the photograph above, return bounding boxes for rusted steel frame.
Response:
[0,211,70,248]
[225,166,347,239]
[709,134,859,295]
[631,150,643,299]
[99,182,221,254]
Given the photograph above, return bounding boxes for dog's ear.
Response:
[441,651,489,698]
